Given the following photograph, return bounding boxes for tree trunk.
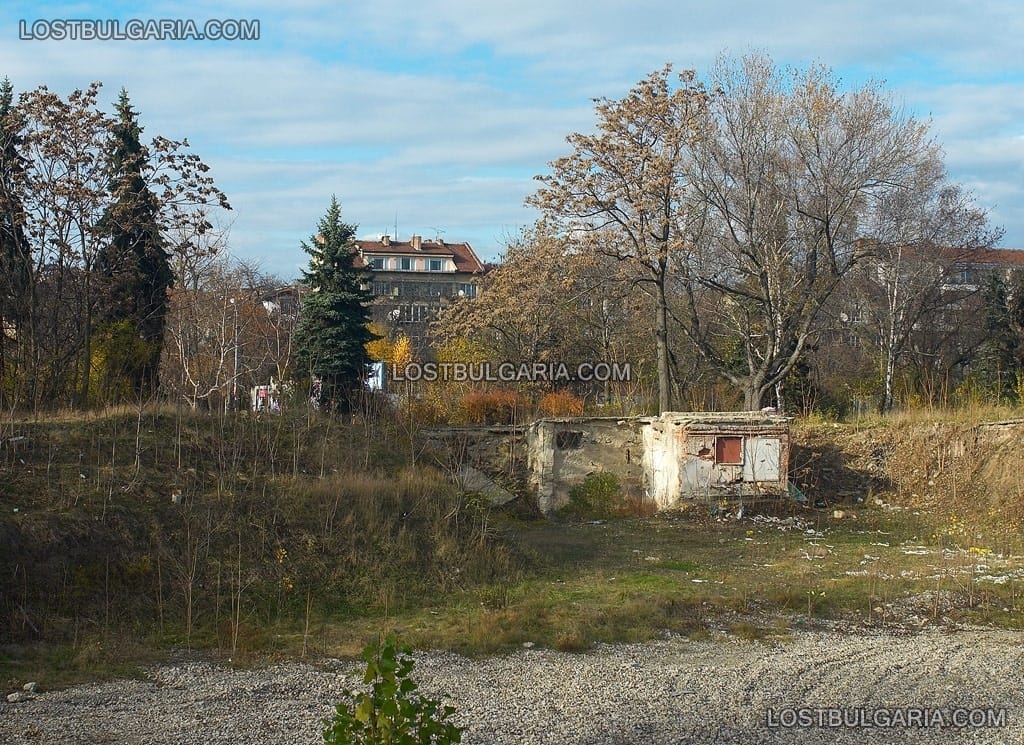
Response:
[655,275,671,413]
[743,384,765,411]
[881,345,896,414]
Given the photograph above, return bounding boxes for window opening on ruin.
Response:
[556,430,583,449]
[715,435,744,465]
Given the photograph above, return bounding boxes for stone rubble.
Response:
[1,628,1021,744]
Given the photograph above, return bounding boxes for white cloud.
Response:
[1,0,1021,279]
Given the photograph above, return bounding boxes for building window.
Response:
[369,257,385,270]
[428,259,443,271]
[715,436,743,465]
[399,257,412,271]
[457,283,477,298]
[556,430,583,449]
[400,304,432,324]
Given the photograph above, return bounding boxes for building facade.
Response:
[355,234,486,348]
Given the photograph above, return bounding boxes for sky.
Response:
[1,1,1022,279]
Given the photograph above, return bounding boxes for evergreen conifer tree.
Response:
[294,196,376,410]
[0,78,31,384]
[96,89,173,400]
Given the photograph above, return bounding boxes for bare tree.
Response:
[433,223,645,404]
[160,256,274,411]
[681,53,940,409]
[528,67,708,412]
[17,83,110,407]
[858,158,1003,411]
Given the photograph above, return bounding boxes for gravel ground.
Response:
[1,627,1022,744]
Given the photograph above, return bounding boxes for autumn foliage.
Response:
[456,389,527,424]
[538,389,585,417]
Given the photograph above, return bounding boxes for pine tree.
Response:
[0,77,31,387]
[95,89,173,400]
[977,270,1023,401]
[293,196,376,411]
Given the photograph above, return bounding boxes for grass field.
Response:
[2,407,1023,691]
[363,504,1024,656]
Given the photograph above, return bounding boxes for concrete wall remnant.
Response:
[527,411,790,514]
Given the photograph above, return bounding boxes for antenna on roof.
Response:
[394,213,398,242]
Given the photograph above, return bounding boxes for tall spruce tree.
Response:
[0,77,31,388]
[96,89,173,400]
[294,196,375,411]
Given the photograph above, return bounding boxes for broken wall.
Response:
[530,412,790,514]
[527,417,649,514]
[644,418,788,509]
[423,412,791,516]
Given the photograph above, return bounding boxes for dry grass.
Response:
[3,405,1024,688]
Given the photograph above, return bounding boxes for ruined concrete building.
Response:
[527,411,791,514]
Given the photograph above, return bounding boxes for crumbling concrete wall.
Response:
[644,417,788,509]
[529,412,790,514]
[419,425,529,501]
[422,412,790,516]
[527,417,649,514]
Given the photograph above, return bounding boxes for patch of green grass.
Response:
[0,633,159,691]
[660,560,701,572]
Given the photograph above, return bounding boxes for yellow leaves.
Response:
[392,335,413,369]
[435,337,488,365]
[364,323,413,367]
[364,334,389,362]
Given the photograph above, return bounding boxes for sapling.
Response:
[323,635,462,745]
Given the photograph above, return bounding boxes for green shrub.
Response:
[323,635,463,745]
[562,472,621,519]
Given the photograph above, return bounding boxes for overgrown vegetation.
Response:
[0,406,519,681]
[2,407,1023,690]
[560,473,622,519]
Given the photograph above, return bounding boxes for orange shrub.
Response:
[538,389,585,417]
[457,389,527,424]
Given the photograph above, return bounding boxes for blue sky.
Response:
[1,1,1022,279]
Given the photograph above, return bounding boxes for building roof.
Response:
[532,411,792,427]
[955,247,1024,267]
[355,235,486,273]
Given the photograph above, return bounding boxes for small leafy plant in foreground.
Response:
[323,635,463,745]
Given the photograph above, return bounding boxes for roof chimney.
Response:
[411,235,422,251]
[381,235,390,247]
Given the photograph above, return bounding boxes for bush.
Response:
[323,635,463,745]
[538,390,585,417]
[456,389,526,424]
[562,472,622,519]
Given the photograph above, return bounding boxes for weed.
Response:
[728,621,768,641]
